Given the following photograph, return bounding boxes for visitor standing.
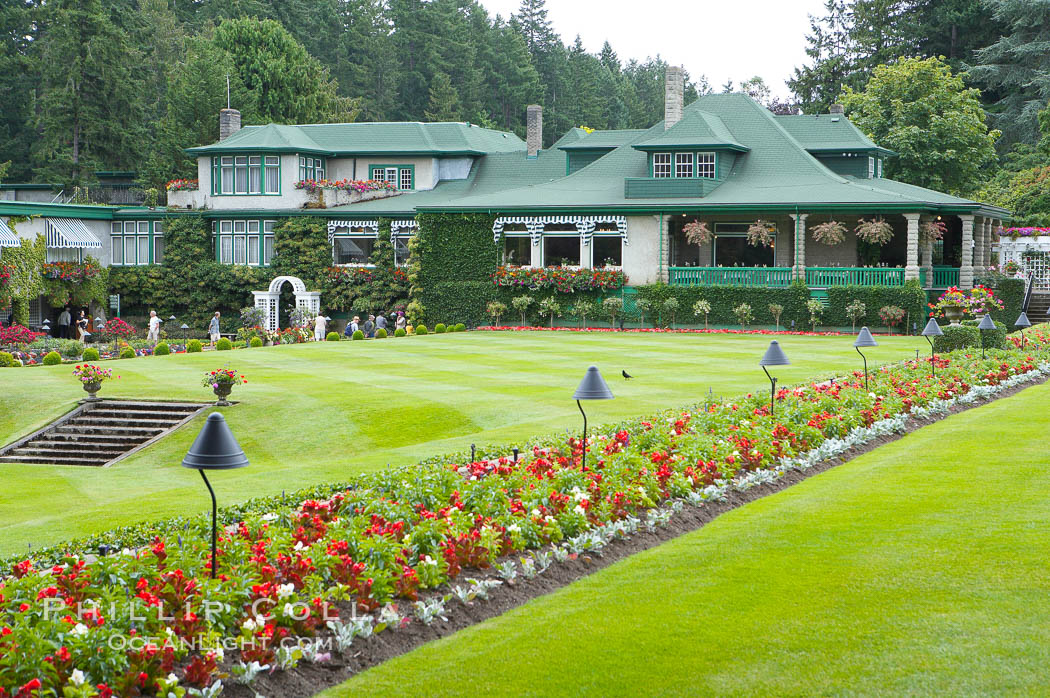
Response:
[364,315,375,338]
[76,311,88,341]
[147,310,161,343]
[58,306,71,339]
[375,313,387,332]
[395,312,407,332]
[208,312,221,346]
[314,312,327,341]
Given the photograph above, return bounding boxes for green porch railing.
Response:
[931,266,959,289]
[667,267,793,288]
[805,267,906,288]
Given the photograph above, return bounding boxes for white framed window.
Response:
[653,153,672,178]
[543,235,581,267]
[868,156,875,178]
[153,236,165,264]
[334,236,376,265]
[399,168,413,190]
[247,220,260,266]
[137,235,149,263]
[502,235,531,266]
[220,157,234,194]
[265,156,280,193]
[394,237,412,266]
[220,235,233,264]
[213,154,280,195]
[234,156,248,194]
[876,158,883,178]
[124,236,137,265]
[697,152,715,178]
[234,235,246,265]
[111,233,123,265]
[675,152,694,178]
[249,156,262,194]
[592,235,623,267]
[263,220,275,266]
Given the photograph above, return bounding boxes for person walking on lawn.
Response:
[314,312,327,341]
[208,312,221,346]
[58,306,71,339]
[147,310,161,343]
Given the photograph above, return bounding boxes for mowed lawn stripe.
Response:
[0,332,917,555]
[326,380,1050,697]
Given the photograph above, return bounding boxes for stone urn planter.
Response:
[82,381,102,402]
[944,305,966,326]
[213,383,233,406]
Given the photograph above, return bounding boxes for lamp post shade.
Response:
[921,318,944,337]
[854,327,878,348]
[573,365,614,400]
[181,413,249,470]
[1015,312,1032,329]
[759,340,790,366]
[977,314,997,331]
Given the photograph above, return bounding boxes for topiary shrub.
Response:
[216,337,233,351]
[187,339,203,353]
[963,319,1008,350]
[376,328,388,338]
[42,351,62,366]
[416,324,428,335]
[119,347,136,359]
[394,327,406,337]
[455,323,466,332]
[154,342,170,356]
[434,323,446,334]
[933,324,980,353]
[352,329,364,340]
[326,331,340,341]
[82,347,99,361]
[0,351,14,367]
[250,336,263,348]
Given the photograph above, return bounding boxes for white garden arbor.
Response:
[252,276,321,332]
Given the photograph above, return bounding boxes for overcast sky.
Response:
[478,0,829,97]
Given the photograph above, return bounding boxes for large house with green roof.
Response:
[0,67,1008,327]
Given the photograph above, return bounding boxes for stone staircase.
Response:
[0,401,209,467]
[1026,292,1050,321]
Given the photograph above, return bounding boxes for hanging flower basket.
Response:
[746,220,774,248]
[811,220,846,246]
[855,217,893,245]
[683,220,711,246]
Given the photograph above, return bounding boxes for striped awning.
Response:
[492,215,629,246]
[46,218,103,249]
[0,219,20,248]
[327,219,379,245]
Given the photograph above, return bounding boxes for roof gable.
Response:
[775,114,894,155]
[631,109,748,152]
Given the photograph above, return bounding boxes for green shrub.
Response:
[187,339,203,353]
[434,323,447,333]
[394,327,407,337]
[0,351,14,367]
[154,342,170,356]
[42,351,62,366]
[326,331,340,342]
[455,323,466,332]
[636,282,810,328]
[60,341,84,359]
[376,328,388,338]
[249,336,263,348]
[826,283,927,329]
[82,347,100,361]
[963,319,1008,350]
[415,324,428,335]
[216,337,233,351]
[933,324,980,353]
[119,347,136,359]
[352,329,364,340]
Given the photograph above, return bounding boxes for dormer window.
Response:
[299,156,325,181]
[652,152,716,179]
[675,153,693,178]
[653,153,672,178]
[868,156,875,179]
[697,152,715,178]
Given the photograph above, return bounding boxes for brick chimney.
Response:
[526,104,543,158]
[829,103,844,115]
[219,108,242,140]
[664,66,684,130]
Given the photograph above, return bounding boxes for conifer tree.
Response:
[424,73,463,122]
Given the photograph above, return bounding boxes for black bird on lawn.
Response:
[622,370,633,380]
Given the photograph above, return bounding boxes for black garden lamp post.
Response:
[181,412,249,579]
[181,323,189,345]
[41,319,50,353]
[573,365,614,470]
[1015,312,1032,350]
[854,326,877,393]
[921,317,943,377]
[977,314,997,360]
[759,340,790,416]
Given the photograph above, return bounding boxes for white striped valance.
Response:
[0,219,20,248]
[327,219,379,245]
[492,215,628,246]
[46,218,103,249]
[390,219,418,241]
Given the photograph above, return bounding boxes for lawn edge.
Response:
[236,371,1050,698]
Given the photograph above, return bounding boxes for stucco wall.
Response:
[194,154,305,211]
[623,215,662,285]
[1,216,111,266]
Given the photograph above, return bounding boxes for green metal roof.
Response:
[559,129,648,151]
[631,110,748,152]
[186,121,526,156]
[775,114,895,156]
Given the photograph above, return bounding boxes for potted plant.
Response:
[203,367,247,406]
[929,287,972,326]
[72,364,116,401]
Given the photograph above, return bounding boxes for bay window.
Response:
[696,152,716,178]
[653,153,672,178]
[675,153,693,178]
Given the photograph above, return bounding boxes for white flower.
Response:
[422,555,437,566]
[213,646,225,662]
[283,603,296,617]
[571,487,587,502]
[506,524,521,534]
[293,541,305,552]
[70,669,85,686]
[167,673,179,685]
[573,504,586,516]
[530,508,541,517]
[276,583,295,599]
[242,618,257,632]
[70,623,89,637]
[261,513,278,522]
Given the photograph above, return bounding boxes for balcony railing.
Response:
[668,267,794,288]
[931,265,959,289]
[805,267,907,287]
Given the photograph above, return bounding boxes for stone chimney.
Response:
[219,108,242,140]
[526,104,543,158]
[664,66,684,130]
[829,103,844,115]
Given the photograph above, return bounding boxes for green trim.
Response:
[421,202,1005,216]
[0,183,60,190]
[210,154,282,197]
[0,202,117,219]
[804,146,896,157]
[369,164,415,191]
[94,170,137,178]
[187,146,486,157]
[634,143,748,153]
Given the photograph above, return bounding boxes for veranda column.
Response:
[789,213,808,280]
[904,213,921,282]
[922,232,934,289]
[959,214,975,289]
[982,218,993,269]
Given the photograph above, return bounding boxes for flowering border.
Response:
[294,179,396,195]
[491,266,626,293]
[476,325,891,336]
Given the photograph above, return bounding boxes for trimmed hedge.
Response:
[636,282,810,328]
[352,329,364,340]
[454,323,466,332]
[326,331,340,341]
[216,337,233,351]
[990,278,1024,326]
[394,327,406,337]
[933,324,980,352]
[154,342,170,356]
[187,339,203,353]
[42,351,62,366]
[376,328,388,338]
[825,283,927,331]
[0,351,14,367]
[82,347,99,361]
[250,336,263,348]
[416,325,428,335]
[119,347,136,359]
[434,323,446,333]
[963,318,1008,350]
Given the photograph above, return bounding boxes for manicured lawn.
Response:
[325,380,1050,697]
[0,331,916,556]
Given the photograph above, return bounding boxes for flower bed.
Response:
[41,261,102,283]
[294,179,396,195]
[1000,227,1050,239]
[0,325,43,347]
[477,325,871,336]
[491,266,626,293]
[3,329,1049,694]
